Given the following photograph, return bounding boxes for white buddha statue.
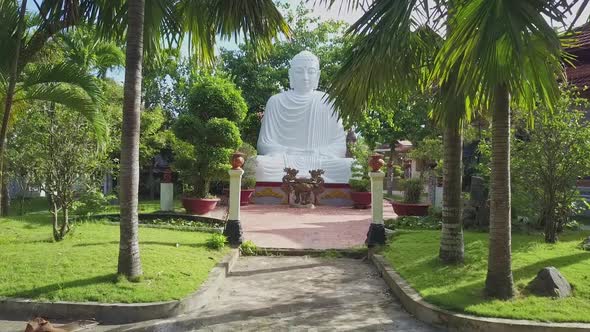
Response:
[256,51,353,183]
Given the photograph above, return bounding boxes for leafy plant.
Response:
[72,190,115,216]
[348,139,371,192]
[385,216,441,230]
[206,233,227,250]
[173,76,247,198]
[400,178,423,203]
[241,177,257,190]
[240,240,258,256]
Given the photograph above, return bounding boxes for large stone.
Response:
[526,267,572,298]
[582,237,590,251]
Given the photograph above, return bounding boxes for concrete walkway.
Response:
[241,202,396,249]
[116,256,442,332]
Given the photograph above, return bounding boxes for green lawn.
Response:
[0,214,229,303]
[383,230,590,323]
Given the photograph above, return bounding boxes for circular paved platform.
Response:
[241,201,396,249]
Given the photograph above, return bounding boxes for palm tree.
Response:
[116,0,290,280]
[433,0,577,299]
[320,0,466,262]
[59,26,125,79]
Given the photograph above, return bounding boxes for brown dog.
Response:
[24,317,98,332]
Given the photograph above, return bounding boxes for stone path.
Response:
[240,202,396,249]
[0,257,440,332]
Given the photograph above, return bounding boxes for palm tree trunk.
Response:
[439,123,464,263]
[485,84,514,299]
[117,0,144,279]
[0,0,28,215]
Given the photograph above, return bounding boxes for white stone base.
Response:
[160,183,174,211]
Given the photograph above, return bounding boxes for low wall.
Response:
[254,182,353,206]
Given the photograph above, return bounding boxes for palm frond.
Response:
[20,83,108,145]
[433,0,565,115]
[324,0,442,123]
[20,63,104,104]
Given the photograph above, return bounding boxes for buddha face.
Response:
[288,59,321,94]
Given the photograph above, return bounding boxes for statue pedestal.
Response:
[160,183,174,212]
[254,182,353,206]
[366,171,386,247]
[224,168,244,246]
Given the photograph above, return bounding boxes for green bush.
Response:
[241,177,257,189]
[72,190,115,216]
[206,233,227,250]
[240,240,258,256]
[173,76,247,198]
[400,178,423,203]
[349,178,370,192]
[348,139,371,192]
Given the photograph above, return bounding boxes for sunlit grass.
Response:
[0,214,228,303]
[383,230,590,322]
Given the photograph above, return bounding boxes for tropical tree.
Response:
[319,0,466,263]
[59,26,125,78]
[432,0,579,298]
[115,0,290,280]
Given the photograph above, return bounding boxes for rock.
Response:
[582,237,590,251]
[526,267,572,298]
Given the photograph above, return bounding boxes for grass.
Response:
[0,213,229,303]
[383,230,590,323]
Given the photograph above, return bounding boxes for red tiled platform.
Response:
[239,201,396,249]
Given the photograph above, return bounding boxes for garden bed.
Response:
[0,214,229,303]
[382,230,590,323]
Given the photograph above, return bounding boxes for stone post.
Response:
[224,153,245,246]
[160,167,174,212]
[366,154,386,247]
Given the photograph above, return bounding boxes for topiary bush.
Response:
[240,240,258,256]
[173,76,247,198]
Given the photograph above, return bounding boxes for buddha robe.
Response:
[256,90,353,183]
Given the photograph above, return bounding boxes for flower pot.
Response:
[240,189,255,206]
[391,201,429,216]
[350,191,371,209]
[222,188,255,206]
[182,197,220,215]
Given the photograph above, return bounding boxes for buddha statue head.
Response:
[288,51,321,95]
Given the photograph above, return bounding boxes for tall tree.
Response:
[433,0,579,298]
[116,0,290,280]
[320,0,466,263]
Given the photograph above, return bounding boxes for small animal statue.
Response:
[309,169,326,205]
[24,317,98,332]
[281,167,299,204]
[292,181,315,205]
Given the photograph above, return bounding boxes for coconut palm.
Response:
[319,0,466,263]
[115,0,289,279]
[432,0,580,299]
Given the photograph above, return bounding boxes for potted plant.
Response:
[348,139,372,209]
[172,76,247,214]
[391,178,430,216]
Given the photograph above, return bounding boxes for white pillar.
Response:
[370,172,385,224]
[160,183,174,211]
[228,169,244,221]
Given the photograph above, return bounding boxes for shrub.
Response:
[400,178,423,203]
[348,139,371,192]
[206,233,227,250]
[386,216,441,230]
[241,177,257,189]
[73,190,115,216]
[173,76,247,198]
[349,178,370,192]
[240,240,258,256]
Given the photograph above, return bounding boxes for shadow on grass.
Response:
[5,273,118,300]
[73,241,208,249]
